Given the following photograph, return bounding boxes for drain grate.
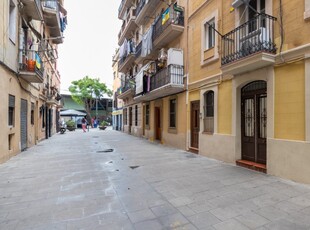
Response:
[96,149,114,153]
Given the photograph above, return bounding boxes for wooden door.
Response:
[129,107,132,134]
[191,101,200,148]
[155,107,161,140]
[241,81,267,164]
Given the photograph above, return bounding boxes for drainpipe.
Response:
[185,0,190,151]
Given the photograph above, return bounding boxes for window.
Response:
[135,105,138,126]
[8,95,15,126]
[204,19,215,50]
[145,104,150,126]
[31,103,35,125]
[204,91,214,133]
[247,0,265,32]
[169,99,176,128]
[9,0,17,43]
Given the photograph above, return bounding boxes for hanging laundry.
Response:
[141,27,153,57]
[119,39,128,59]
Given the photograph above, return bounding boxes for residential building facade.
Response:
[0,0,67,163]
[116,0,188,149]
[188,0,310,184]
[115,0,310,185]
[112,49,124,131]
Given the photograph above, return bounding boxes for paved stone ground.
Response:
[1,128,310,230]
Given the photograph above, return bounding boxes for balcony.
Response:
[118,7,137,46]
[118,39,136,73]
[135,0,161,25]
[42,0,67,44]
[117,79,135,100]
[152,5,185,48]
[221,13,277,75]
[134,64,184,102]
[19,51,44,83]
[118,0,134,19]
[20,0,43,21]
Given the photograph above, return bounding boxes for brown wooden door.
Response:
[191,101,200,148]
[241,81,267,164]
[129,107,132,134]
[155,107,161,140]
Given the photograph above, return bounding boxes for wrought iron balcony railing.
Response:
[152,5,184,42]
[20,51,43,72]
[135,0,146,18]
[221,13,277,65]
[150,64,184,91]
[135,41,142,58]
[120,79,135,94]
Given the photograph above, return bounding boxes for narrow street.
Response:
[1,129,310,230]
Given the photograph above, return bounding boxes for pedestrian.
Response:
[94,116,98,128]
[91,117,94,128]
[81,116,87,132]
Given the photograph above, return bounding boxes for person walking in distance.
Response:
[81,116,87,132]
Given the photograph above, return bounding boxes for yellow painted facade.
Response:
[274,62,305,141]
[217,80,232,135]
[115,0,310,184]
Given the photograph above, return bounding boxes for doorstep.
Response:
[236,159,267,173]
[188,147,198,154]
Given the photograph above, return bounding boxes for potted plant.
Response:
[66,119,76,131]
[99,120,108,130]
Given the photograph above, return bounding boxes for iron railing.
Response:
[42,0,58,10]
[152,5,184,41]
[135,0,146,18]
[221,13,277,65]
[135,41,142,58]
[150,64,183,91]
[20,51,44,78]
[120,78,135,94]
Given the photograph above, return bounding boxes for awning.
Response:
[60,109,86,116]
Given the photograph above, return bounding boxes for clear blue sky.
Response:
[58,0,122,94]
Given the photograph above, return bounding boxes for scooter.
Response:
[59,121,67,134]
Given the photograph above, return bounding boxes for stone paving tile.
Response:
[187,211,221,229]
[254,206,289,221]
[263,219,309,230]
[1,129,310,230]
[127,208,156,223]
[212,219,250,230]
[151,202,179,217]
[234,211,270,229]
[134,219,164,230]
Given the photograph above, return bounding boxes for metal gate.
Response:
[241,81,267,164]
[20,99,28,151]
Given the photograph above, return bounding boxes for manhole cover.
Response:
[96,149,114,153]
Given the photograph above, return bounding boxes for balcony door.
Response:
[241,81,267,164]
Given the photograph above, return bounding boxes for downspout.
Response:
[185,0,190,150]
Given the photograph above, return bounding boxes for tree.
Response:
[68,76,112,121]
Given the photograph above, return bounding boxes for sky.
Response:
[57,0,122,94]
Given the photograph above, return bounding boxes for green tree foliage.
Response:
[68,76,112,120]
